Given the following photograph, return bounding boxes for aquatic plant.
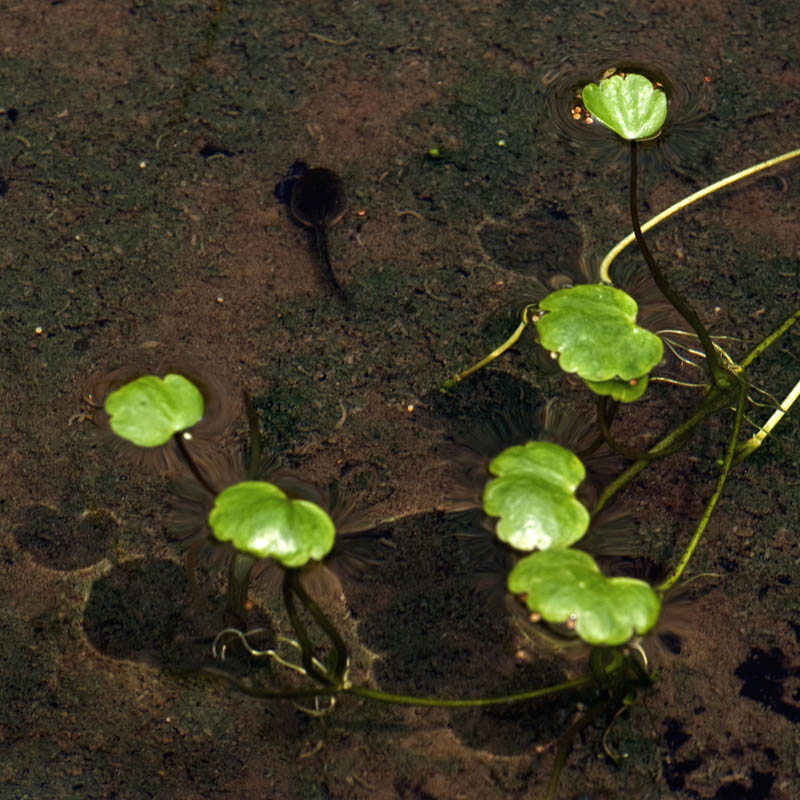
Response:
[93,70,799,800]
[440,71,799,795]
[101,373,359,682]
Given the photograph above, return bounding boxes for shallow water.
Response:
[1,2,798,799]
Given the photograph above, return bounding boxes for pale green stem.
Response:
[204,667,597,707]
[442,310,532,388]
[657,381,746,593]
[740,307,800,369]
[592,383,734,516]
[600,147,800,283]
[592,301,800,515]
[735,378,800,463]
[345,673,593,708]
[735,306,800,461]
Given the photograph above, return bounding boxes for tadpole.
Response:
[275,161,346,293]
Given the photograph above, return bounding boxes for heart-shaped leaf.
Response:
[535,284,663,398]
[208,481,335,568]
[508,549,661,646]
[581,73,667,141]
[105,373,204,447]
[483,441,590,552]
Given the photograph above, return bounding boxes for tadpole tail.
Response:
[313,223,343,294]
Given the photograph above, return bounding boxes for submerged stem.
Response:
[592,383,734,515]
[601,147,800,282]
[629,140,725,384]
[203,665,597,708]
[282,570,333,686]
[735,377,800,463]
[288,569,349,685]
[174,432,217,496]
[544,696,615,800]
[593,294,799,514]
[596,396,648,459]
[657,381,747,593]
[442,311,531,389]
[740,306,800,370]
[346,673,594,708]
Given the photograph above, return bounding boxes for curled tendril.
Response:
[293,695,337,718]
[212,627,329,678]
[211,627,340,717]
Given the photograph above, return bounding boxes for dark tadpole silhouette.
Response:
[275,161,346,293]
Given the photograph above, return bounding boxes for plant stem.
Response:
[345,673,594,708]
[442,307,534,388]
[544,696,615,800]
[203,640,639,709]
[173,432,218,496]
[740,306,800,369]
[592,302,800,514]
[600,147,800,282]
[288,569,349,685]
[629,140,726,385]
[657,380,747,593]
[726,304,799,462]
[282,570,333,686]
[596,396,648,459]
[226,552,256,627]
[592,382,734,515]
[202,666,598,707]
[735,377,800,463]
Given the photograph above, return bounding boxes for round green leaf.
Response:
[508,549,661,646]
[105,373,204,447]
[483,442,590,552]
[581,73,667,140]
[536,284,663,392]
[208,481,335,568]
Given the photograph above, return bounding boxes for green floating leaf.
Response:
[105,373,204,447]
[483,442,590,552]
[581,73,667,140]
[508,549,661,646]
[208,481,335,568]
[583,374,650,403]
[536,284,663,400]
